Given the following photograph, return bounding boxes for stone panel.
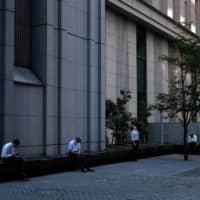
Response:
[77,10,88,38]
[31,0,47,26]
[61,60,77,90]
[76,64,87,91]
[46,116,58,155]
[62,2,77,34]
[62,32,77,63]
[61,88,76,117]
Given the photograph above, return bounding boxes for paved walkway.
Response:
[1,154,200,200]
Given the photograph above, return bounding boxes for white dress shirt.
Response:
[68,139,81,152]
[131,130,139,142]
[188,134,197,143]
[1,142,15,158]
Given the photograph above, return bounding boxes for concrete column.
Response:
[45,0,59,156]
[143,0,152,6]
[184,0,196,32]
[146,31,155,123]
[196,0,200,35]
[180,0,186,24]
[160,0,167,14]
[173,0,180,22]
[98,0,106,151]
[128,22,137,118]
[32,0,59,156]
[0,0,15,145]
[161,40,169,95]
[167,0,173,18]
[191,0,196,33]
[185,0,192,29]
[86,0,106,152]
[152,0,160,10]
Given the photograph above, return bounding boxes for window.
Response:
[15,0,31,67]
[137,27,146,120]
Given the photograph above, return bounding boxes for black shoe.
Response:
[81,169,87,173]
[87,168,94,172]
[20,177,30,181]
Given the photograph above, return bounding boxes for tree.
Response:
[153,38,200,160]
[106,90,133,145]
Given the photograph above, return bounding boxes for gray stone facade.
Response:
[0,0,200,157]
[0,0,106,157]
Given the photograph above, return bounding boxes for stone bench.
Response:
[0,144,176,182]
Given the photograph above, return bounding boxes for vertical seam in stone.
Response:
[0,0,5,146]
[43,0,48,156]
[57,0,62,155]
[87,0,91,151]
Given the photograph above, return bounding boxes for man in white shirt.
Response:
[188,134,197,144]
[188,134,198,153]
[1,139,28,180]
[130,126,140,161]
[68,137,94,172]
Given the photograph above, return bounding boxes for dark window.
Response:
[137,27,146,120]
[15,0,31,67]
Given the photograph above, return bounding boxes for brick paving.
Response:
[1,154,200,200]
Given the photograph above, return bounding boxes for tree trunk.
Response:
[183,124,188,160]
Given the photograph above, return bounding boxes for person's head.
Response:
[130,126,137,131]
[12,139,20,147]
[133,126,137,130]
[75,137,82,143]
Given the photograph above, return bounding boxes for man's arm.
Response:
[68,142,80,155]
[1,145,16,158]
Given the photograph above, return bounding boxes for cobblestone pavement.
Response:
[1,154,200,200]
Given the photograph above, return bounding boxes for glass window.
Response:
[137,26,146,120]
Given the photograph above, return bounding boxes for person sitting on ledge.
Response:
[188,134,198,152]
[67,137,94,173]
[1,139,29,181]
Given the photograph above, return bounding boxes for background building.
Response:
[0,0,199,157]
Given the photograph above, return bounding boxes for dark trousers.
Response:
[132,141,139,161]
[3,156,26,178]
[189,142,197,153]
[69,152,89,171]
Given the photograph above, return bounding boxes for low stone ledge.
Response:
[174,144,200,154]
[0,144,176,182]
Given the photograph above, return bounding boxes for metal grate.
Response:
[15,0,31,67]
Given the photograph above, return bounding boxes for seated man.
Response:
[188,134,197,145]
[1,139,28,180]
[188,134,198,153]
[68,137,94,173]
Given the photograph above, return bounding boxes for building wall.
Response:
[105,0,200,144]
[106,8,171,128]
[1,0,200,154]
[0,0,106,157]
[143,0,199,34]
[149,122,200,144]
[106,9,137,117]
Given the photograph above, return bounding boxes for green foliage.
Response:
[106,90,133,145]
[153,38,200,160]
[156,38,200,125]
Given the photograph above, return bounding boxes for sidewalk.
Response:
[1,154,200,200]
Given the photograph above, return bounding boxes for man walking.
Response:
[130,126,140,161]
